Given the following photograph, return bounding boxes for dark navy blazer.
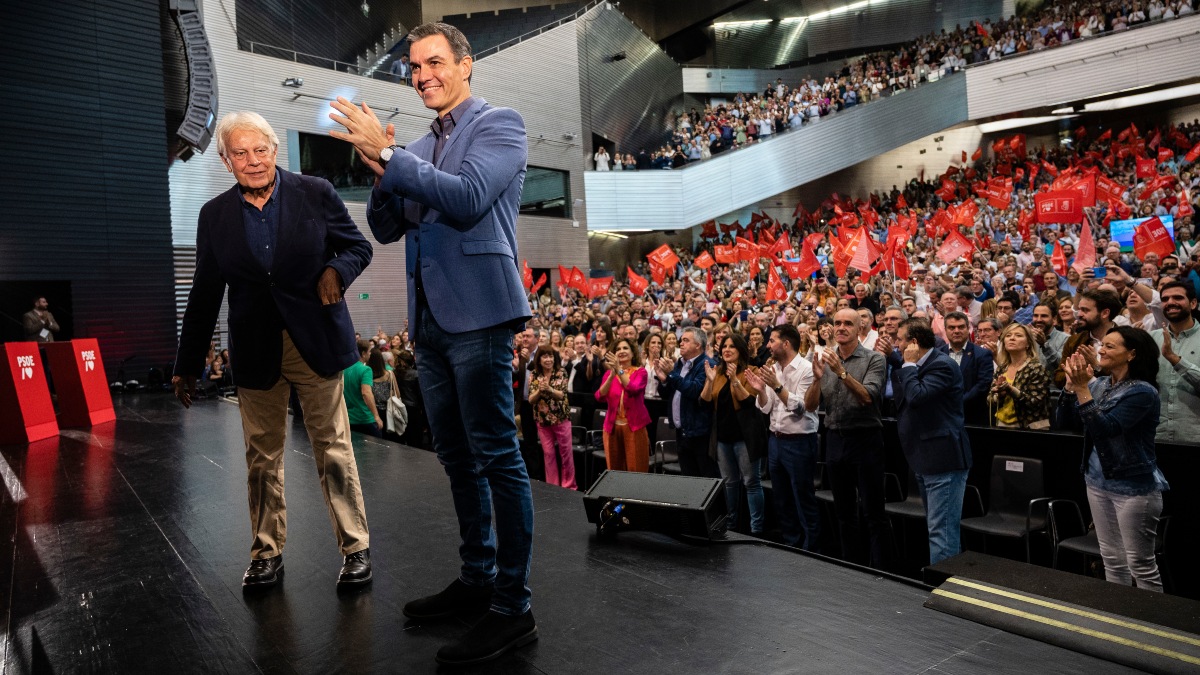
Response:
[367,98,531,339]
[660,354,715,439]
[937,341,994,424]
[894,350,973,476]
[174,170,372,390]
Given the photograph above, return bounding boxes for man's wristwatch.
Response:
[379,144,397,165]
[773,384,783,394]
[838,370,848,380]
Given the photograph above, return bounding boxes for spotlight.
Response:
[282,77,303,88]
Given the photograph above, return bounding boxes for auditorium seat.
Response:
[583,409,607,485]
[651,417,681,475]
[961,455,1051,563]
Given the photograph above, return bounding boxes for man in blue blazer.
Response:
[894,318,973,566]
[654,326,718,478]
[329,22,537,666]
[173,111,374,591]
[937,311,994,426]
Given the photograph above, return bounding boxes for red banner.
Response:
[1065,173,1096,207]
[530,273,547,295]
[1179,191,1194,218]
[1133,217,1176,260]
[713,245,736,264]
[1096,174,1124,203]
[627,267,648,296]
[766,265,788,302]
[693,251,715,270]
[646,244,680,272]
[522,260,533,290]
[649,262,665,286]
[1136,158,1157,178]
[588,277,613,299]
[1034,191,1083,224]
[1158,148,1174,164]
[1186,141,1200,164]
[569,266,588,294]
[45,338,116,428]
[1051,240,1068,276]
[936,230,975,264]
[735,236,758,261]
[767,234,792,259]
[0,342,59,444]
[1071,221,1097,275]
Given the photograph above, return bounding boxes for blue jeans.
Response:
[716,440,765,534]
[767,434,821,550]
[916,469,968,566]
[415,306,534,615]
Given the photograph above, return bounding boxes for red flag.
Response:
[1051,240,1068,276]
[792,240,821,279]
[1143,174,1176,196]
[1072,221,1096,274]
[1136,158,1157,178]
[1075,126,1087,139]
[706,268,713,294]
[1034,191,1083,224]
[558,264,571,289]
[1148,128,1162,150]
[829,238,850,277]
[766,265,788,302]
[649,262,666,286]
[767,234,792,258]
[627,267,648,296]
[1107,198,1132,220]
[1066,173,1096,207]
[1041,160,1059,177]
[701,220,718,238]
[646,244,680,272]
[792,202,807,217]
[936,229,975,264]
[1158,147,1173,164]
[1133,217,1175,260]
[748,255,760,279]
[848,228,881,273]
[713,244,736,264]
[735,236,758,261]
[1186,141,1200,164]
[693,251,715,270]
[1009,134,1027,158]
[588,277,613,299]
[951,201,978,226]
[1178,191,1194,218]
[886,225,911,250]
[1098,129,1112,142]
[569,267,588,294]
[890,240,911,279]
[522,260,533,290]
[1096,174,1124,203]
[961,150,968,163]
[971,147,983,161]
[803,232,825,251]
[896,193,908,208]
[1018,209,1034,240]
[531,273,547,294]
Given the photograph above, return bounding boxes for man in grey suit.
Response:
[329,21,536,667]
[895,318,972,566]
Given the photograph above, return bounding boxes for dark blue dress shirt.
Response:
[239,169,281,272]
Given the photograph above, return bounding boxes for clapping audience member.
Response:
[702,335,768,535]
[595,338,651,472]
[989,323,1051,429]
[529,349,577,489]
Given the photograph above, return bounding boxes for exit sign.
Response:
[358,293,370,300]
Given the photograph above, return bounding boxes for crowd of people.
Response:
[507,115,1198,591]
[591,0,1198,170]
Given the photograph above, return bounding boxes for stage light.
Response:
[977,115,1077,133]
[281,77,303,88]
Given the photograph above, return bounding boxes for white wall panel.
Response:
[585,74,969,231]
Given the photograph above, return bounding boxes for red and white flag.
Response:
[693,251,715,270]
[627,267,648,296]
[646,244,680,273]
[1051,240,1068,276]
[1133,217,1176,260]
[936,229,975,264]
[1034,191,1083,224]
[1071,221,1096,274]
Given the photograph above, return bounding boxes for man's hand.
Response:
[1031,325,1046,345]
[811,350,825,379]
[745,368,765,392]
[655,357,674,381]
[172,375,197,409]
[1162,328,1182,366]
[318,267,344,305]
[758,363,781,389]
[903,343,921,363]
[328,97,393,162]
[874,334,892,354]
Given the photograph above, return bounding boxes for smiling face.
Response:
[1097,331,1132,372]
[223,128,277,191]
[409,34,473,116]
[721,338,739,365]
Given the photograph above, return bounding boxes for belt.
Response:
[771,430,809,440]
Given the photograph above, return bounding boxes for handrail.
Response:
[473,0,606,60]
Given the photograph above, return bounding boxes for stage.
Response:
[1,395,1140,673]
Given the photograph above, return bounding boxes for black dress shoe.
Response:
[402,579,493,620]
[242,555,283,588]
[435,609,538,666]
[337,548,372,587]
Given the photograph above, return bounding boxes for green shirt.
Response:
[1151,320,1200,445]
[343,361,376,425]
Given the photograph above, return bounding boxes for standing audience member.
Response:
[1058,327,1169,592]
[895,318,972,566]
[23,296,60,343]
[595,339,651,472]
[702,335,768,535]
[345,339,384,437]
[939,311,994,425]
[801,311,888,564]
[368,348,400,438]
[989,323,1051,429]
[529,349,577,489]
[1151,281,1200,443]
[657,327,719,478]
[1031,302,1068,374]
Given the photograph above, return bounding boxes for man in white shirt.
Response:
[745,324,820,551]
[858,308,879,350]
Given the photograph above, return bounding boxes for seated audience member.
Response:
[368,348,400,439]
[988,323,1051,429]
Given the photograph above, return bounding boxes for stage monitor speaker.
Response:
[582,471,727,540]
[169,0,218,160]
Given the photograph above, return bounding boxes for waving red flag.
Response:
[701,220,718,238]
[649,262,665,286]
[1143,174,1177,196]
[889,239,911,279]
[569,266,588,294]
[766,265,788,302]
[735,236,758,261]
[1051,240,1068,276]
[627,267,648,296]
[1107,198,1132,220]
[1178,191,1194,218]
[961,150,968,163]
[588,277,613,299]
[748,255,760,279]
[713,245,736,264]
[693,251,715,270]
[971,147,983,161]
[1136,158,1157,178]
[558,264,571,288]
[791,240,822,279]
[1072,221,1096,274]
[1018,209,1034,240]
[1133,217,1175,260]
[1186,141,1200,164]
[1034,191,1083,224]
[647,244,680,272]
[1158,148,1174,164]
[804,232,826,251]
[767,234,792,259]
[1096,174,1124,203]
[896,193,908,208]
[1097,129,1112,142]
[936,229,975,264]
[848,229,882,273]
[1066,173,1096,207]
[522,260,533,290]
[530,273,547,295]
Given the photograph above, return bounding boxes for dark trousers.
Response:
[768,433,821,551]
[676,430,720,478]
[826,427,893,570]
[350,422,382,438]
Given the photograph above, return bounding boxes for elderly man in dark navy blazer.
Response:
[938,311,994,425]
[173,111,374,591]
[894,317,973,566]
[328,21,537,667]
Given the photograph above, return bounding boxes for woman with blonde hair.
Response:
[988,323,1052,429]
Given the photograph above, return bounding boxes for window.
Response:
[521,166,571,218]
[296,131,384,203]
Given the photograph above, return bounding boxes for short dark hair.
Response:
[944,311,970,326]
[773,323,802,351]
[407,22,472,61]
[1160,280,1196,303]
[357,339,373,356]
[899,318,936,349]
[1107,326,1160,390]
[533,346,562,374]
[999,291,1021,308]
[1080,288,1122,321]
[611,338,643,367]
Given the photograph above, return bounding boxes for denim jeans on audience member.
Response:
[916,469,968,566]
[716,440,765,534]
[415,305,535,616]
[1086,485,1164,592]
[767,433,821,550]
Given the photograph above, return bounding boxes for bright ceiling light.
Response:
[713,19,772,28]
[1081,82,1200,111]
[977,115,1078,133]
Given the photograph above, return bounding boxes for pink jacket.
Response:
[595,367,651,433]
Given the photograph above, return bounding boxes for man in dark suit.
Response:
[172,111,374,591]
[329,21,537,666]
[938,311,994,425]
[654,326,717,477]
[895,318,972,566]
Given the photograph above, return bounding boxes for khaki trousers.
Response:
[237,331,369,559]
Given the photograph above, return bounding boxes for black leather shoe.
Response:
[242,555,283,588]
[402,579,493,620]
[337,548,372,587]
[435,609,538,666]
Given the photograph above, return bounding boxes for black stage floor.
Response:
[1,395,1140,674]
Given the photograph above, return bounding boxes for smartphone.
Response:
[1031,261,1042,267]
[1093,267,1107,278]
[1014,285,1024,294]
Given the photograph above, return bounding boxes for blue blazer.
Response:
[894,350,972,476]
[174,171,372,389]
[367,97,531,339]
[659,354,714,439]
[937,341,994,424]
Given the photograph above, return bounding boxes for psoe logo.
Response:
[16,355,36,380]
[81,350,96,372]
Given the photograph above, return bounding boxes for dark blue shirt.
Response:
[239,169,281,272]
